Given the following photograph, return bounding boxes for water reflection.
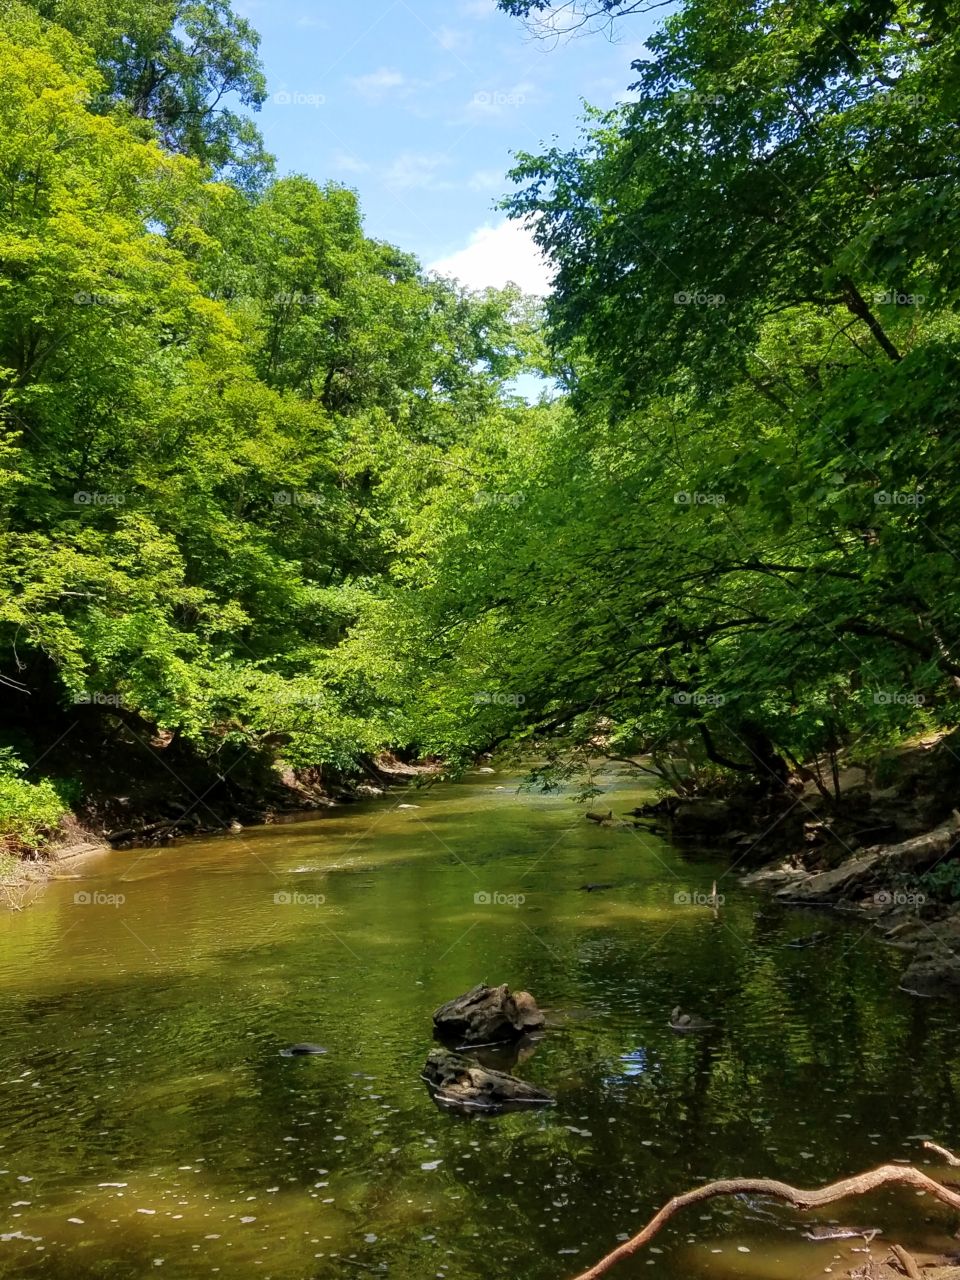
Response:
[0,769,957,1280]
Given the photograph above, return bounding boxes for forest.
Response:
[2,4,960,1280]
[0,0,957,851]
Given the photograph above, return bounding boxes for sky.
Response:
[234,0,661,296]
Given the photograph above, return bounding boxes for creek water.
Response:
[1,767,958,1280]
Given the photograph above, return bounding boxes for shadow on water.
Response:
[1,769,959,1279]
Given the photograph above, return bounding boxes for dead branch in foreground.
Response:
[568,1164,960,1280]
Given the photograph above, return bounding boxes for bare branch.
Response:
[568,1164,960,1280]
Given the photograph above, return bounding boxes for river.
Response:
[1,766,958,1279]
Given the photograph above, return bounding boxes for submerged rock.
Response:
[433,983,545,1045]
[668,1007,714,1032]
[421,1048,555,1111]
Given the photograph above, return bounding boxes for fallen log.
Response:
[567,1164,960,1280]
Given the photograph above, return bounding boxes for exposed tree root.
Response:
[891,1243,922,1279]
[923,1141,960,1167]
[568,1164,960,1280]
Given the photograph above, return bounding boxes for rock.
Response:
[420,1048,554,1111]
[668,1007,714,1032]
[433,983,545,1045]
[900,942,960,998]
[775,851,881,902]
[669,799,732,839]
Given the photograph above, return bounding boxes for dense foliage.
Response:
[0,0,540,844]
[346,0,960,791]
[2,0,958,848]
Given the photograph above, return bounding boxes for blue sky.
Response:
[236,0,661,294]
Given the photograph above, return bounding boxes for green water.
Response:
[1,768,959,1280]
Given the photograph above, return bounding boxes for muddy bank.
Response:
[628,733,960,997]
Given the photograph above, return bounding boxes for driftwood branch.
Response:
[568,1164,960,1280]
[891,1243,922,1279]
[923,1140,960,1167]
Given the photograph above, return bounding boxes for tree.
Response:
[18,0,271,183]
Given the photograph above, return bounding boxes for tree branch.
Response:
[569,1164,960,1280]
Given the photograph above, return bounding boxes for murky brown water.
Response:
[1,767,959,1279]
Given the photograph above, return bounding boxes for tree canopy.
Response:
[2,0,958,840]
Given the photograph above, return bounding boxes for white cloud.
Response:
[428,220,552,295]
[436,25,471,52]
[348,67,408,102]
[331,151,370,176]
[383,152,452,191]
[467,168,505,192]
[466,80,536,118]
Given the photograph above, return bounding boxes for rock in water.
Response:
[433,983,545,1045]
[421,1048,555,1111]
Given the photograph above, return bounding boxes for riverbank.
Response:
[630,732,960,997]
